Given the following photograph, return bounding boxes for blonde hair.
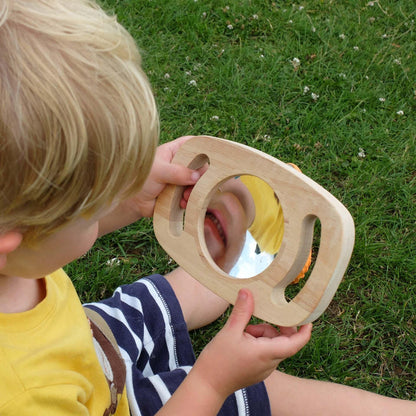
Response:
[0,0,159,242]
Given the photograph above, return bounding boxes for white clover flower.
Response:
[303,86,310,94]
[291,57,301,69]
[202,12,207,18]
[339,73,347,79]
[288,19,293,24]
[382,34,388,39]
[164,87,170,91]
[353,46,359,51]
[379,97,386,102]
[252,14,259,20]
[312,26,316,32]
[189,79,197,86]
[164,73,170,79]
[263,134,271,141]
[393,59,401,65]
[106,257,121,266]
[311,92,319,101]
[211,115,219,120]
[396,110,404,116]
[358,148,366,159]
[299,6,304,10]
[339,33,346,40]
[185,70,192,76]
[227,24,233,30]
[259,54,265,59]
[367,1,374,6]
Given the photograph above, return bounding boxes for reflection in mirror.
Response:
[203,175,283,279]
[285,218,321,301]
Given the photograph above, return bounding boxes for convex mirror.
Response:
[153,136,355,326]
[204,175,279,279]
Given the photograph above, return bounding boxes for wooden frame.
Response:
[154,136,355,326]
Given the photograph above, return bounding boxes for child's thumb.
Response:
[226,289,254,332]
[159,162,200,186]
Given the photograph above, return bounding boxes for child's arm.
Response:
[265,370,416,416]
[156,289,312,415]
[98,136,200,236]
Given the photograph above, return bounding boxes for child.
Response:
[0,1,311,415]
[1,1,413,416]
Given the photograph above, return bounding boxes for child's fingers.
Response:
[245,323,280,339]
[157,136,194,161]
[155,137,210,189]
[179,199,187,210]
[226,289,254,332]
[270,323,313,358]
[183,187,193,201]
[159,162,200,186]
[154,137,201,186]
[179,186,194,209]
[165,135,195,152]
[276,326,298,337]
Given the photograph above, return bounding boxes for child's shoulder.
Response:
[0,268,112,415]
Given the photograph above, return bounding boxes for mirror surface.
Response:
[203,175,284,279]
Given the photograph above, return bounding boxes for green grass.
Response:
[68,0,416,400]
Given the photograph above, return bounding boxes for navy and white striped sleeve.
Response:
[85,274,270,416]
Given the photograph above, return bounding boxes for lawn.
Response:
[67,0,416,400]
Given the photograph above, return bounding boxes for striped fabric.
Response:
[85,274,270,416]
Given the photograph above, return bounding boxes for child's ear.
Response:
[0,232,23,270]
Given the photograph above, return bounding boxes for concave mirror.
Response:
[203,175,282,278]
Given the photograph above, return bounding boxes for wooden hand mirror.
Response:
[153,136,355,326]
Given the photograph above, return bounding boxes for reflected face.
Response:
[204,178,254,272]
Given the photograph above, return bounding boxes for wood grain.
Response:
[154,136,355,326]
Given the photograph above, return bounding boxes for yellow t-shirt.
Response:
[240,175,285,255]
[0,269,129,416]
[240,174,311,283]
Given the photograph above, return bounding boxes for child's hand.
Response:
[179,163,209,209]
[192,289,312,400]
[98,136,201,236]
[179,186,193,210]
[133,136,201,217]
